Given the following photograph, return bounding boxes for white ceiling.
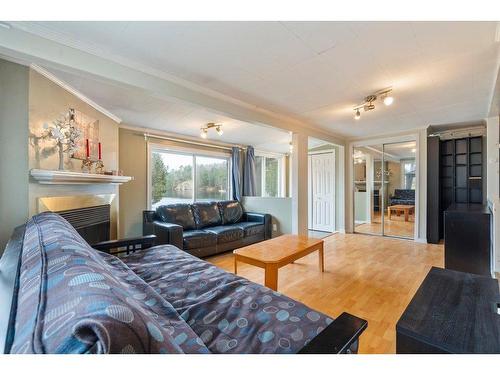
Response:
[10,21,500,139]
[44,66,292,153]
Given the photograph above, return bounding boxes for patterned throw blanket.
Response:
[9,212,332,354]
[10,213,208,354]
[123,246,333,353]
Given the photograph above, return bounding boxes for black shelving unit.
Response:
[428,135,485,243]
[373,189,380,212]
[440,136,482,206]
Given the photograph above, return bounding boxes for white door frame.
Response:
[308,150,336,232]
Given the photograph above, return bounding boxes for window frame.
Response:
[254,151,285,198]
[147,142,232,209]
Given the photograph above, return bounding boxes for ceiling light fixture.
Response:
[354,109,361,120]
[200,123,223,138]
[353,87,394,119]
[216,125,223,136]
[200,128,208,139]
[383,93,394,106]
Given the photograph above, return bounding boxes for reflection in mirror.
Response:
[353,146,382,235]
[383,141,416,239]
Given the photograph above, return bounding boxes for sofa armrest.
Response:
[143,210,184,248]
[153,221,184,249]
[243,212,272,239]
[298,312,368,354]
[92,235,157,254]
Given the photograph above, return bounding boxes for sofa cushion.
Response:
[122,245,333,354]
[218,200,243,225]
[156,204,196,230]
[10,212,209,354]
[234,222,265,237]
[192,202,222,229]
[204,225,244,244]
[393,189,415,199]
[183,230,217,250]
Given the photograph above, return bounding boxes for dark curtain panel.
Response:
[231,147,242,201]
[243,146,257,196]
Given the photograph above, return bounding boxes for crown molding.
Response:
[30,64,122,124]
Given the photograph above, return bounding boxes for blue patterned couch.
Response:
[0,212,367,354]
[389,189,415,206]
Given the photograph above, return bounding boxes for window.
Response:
[255,154,283,197]
[402,159,416,190]
[150,148,230,209]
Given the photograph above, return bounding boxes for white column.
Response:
[365,153,373,223]
[291,132,308,236]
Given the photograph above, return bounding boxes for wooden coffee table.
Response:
[233,234,324,291]
[387,204,415,222]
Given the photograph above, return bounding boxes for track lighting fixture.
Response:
[354,109,361,120]
[216,125,223,136]
[200,123,223,138]
[383,93,394,106]
[353,88,394,120]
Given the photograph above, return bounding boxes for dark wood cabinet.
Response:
[444,203,491,276]
[426,135,485,244]
[397,267,500,354]
[373,189,380,212]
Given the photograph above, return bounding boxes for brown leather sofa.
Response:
[143,200,272,258]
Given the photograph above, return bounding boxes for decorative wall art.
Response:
[30,108,102,172]
[71,110,100,161]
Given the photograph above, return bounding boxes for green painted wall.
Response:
[0,59,29,254]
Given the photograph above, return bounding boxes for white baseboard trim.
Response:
[414,237,428,244]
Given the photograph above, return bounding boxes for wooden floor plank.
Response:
[207,233,444,354]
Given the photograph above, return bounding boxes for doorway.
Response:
[309,151,335,232]
[353,140,417,239]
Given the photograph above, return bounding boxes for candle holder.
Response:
[81,158,94,173]
[95,159,104,174]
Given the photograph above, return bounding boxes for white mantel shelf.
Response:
[30,169,133,185]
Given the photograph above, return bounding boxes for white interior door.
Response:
[310,152,335,232]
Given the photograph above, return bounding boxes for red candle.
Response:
[98,142,102,160]
[85,139,90,158]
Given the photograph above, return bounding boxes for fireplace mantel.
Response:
[30,169,133,185]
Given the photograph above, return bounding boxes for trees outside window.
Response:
[151,149,229,208]
[255,154,282,197]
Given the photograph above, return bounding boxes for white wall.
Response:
[291,133,309,235]
[241,197,292,237]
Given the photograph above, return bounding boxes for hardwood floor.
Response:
[207,233,444,354]
[355,212,415,238]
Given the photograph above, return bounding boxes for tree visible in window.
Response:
[196,157,228,201]
[265,157,279,197]
[151,152,168,204]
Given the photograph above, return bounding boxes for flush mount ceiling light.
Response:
[353,87,394,120]
[200,123,223,138]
